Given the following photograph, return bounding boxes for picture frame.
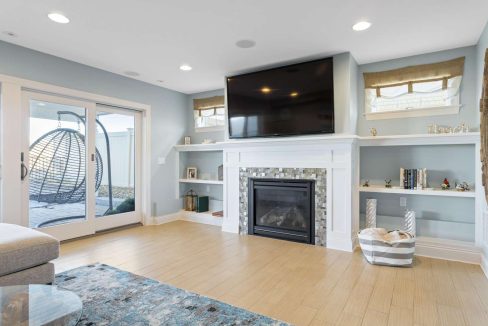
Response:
[187,167,198,179]
[184,136,191,145]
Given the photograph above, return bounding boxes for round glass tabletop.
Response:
[0,284,82,326]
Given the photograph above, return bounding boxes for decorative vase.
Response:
[404,210,416,236]
[365,198,377,229]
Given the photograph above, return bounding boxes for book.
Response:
[400,167,405,188]
[399,168,428,190]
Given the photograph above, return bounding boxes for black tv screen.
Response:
[226,58,334,138]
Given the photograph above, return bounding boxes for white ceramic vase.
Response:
[365,198,377,229]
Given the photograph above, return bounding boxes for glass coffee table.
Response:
[0,284,82,326]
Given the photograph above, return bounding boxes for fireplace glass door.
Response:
[249,179,314,244]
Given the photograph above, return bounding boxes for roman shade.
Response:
[193,96,225,115]
[364,57,465,96]
[480,49,488,204]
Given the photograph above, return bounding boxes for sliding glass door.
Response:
[22,92,142,240]
[94,105,142,230]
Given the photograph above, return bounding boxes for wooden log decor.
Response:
[481,49,488,203]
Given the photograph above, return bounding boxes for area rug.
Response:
[55,263,288,325]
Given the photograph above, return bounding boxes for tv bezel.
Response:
[225,57,334,139]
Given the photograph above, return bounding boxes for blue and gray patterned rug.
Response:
[55,263,288,325]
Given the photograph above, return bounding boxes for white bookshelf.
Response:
[175,144,225,228]
[358,133,482,263]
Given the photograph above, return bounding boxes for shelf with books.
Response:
[359,185,475,198]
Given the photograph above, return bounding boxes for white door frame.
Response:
[0,74,152,233]
[21,91,97,240]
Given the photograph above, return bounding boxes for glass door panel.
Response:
[95,111,135,216]
[22,91,96,241]
[28,100,88,228]
[94,106,141,229]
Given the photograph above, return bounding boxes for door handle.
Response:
[21,152,28,181]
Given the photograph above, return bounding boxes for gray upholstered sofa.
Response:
[0,223,59,286]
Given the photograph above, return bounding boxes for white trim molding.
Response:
[365,105,460,121]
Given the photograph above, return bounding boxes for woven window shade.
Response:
[480,49,488,204]
[363,57,465,90]
[193,96,225,110]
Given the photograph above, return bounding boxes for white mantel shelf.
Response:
[359,186,476,198]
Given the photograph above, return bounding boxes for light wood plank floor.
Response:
[54,221,488,326]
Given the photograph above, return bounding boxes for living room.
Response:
[1,1,488,325]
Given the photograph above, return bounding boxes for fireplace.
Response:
[248,178,315,244]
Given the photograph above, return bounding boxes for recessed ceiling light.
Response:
[48,12,70,24]
[261,87,271,94]
[179,64,192,71]
[290,92,299,97]
[157,80,164,83]
[124,71,140,77]
[236,39,256,49]
[352,21,371,31]
[2,31,17,37]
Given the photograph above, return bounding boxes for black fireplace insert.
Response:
[248,178,315,244]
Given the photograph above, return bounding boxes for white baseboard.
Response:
[152,210,223,227]
[481,244,488,278]
[414,236,480,264]
[152,212,183,225]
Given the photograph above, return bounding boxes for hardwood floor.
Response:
[54,221,488,325]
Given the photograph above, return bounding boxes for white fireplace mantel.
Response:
[221,136,359,252]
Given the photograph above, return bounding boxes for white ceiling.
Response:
[0,0,487,94]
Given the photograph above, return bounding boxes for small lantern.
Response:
[184,189,198,211]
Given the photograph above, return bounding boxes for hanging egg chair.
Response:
[29,128,103,204]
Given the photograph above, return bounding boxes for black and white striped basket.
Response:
[358,230,415,267]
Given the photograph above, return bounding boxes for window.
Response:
[193,96,225,131]
[363,57,464,120]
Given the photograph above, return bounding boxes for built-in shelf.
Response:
[359,185,475,198]
[175,143,224,152]
[359,132,479,147]
[180,210,223,226]
[179,178,223,185]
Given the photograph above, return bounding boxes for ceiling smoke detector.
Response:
[235,39,256,49]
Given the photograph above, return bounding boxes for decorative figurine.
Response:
[362,180,370,187]
[370,128,378,136]
[385,179,392,188]
[184,136,191,145]
[441,178,450,190]
[455,182,470,192]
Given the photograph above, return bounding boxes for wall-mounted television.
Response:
[226,57,334,138]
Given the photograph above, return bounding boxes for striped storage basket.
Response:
[358,229,415,267]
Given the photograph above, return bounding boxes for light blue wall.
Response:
[185,89,226,144]
[0,40,187,217]
[357,46,479,136]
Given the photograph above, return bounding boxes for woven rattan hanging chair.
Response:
[29,127,103,204]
